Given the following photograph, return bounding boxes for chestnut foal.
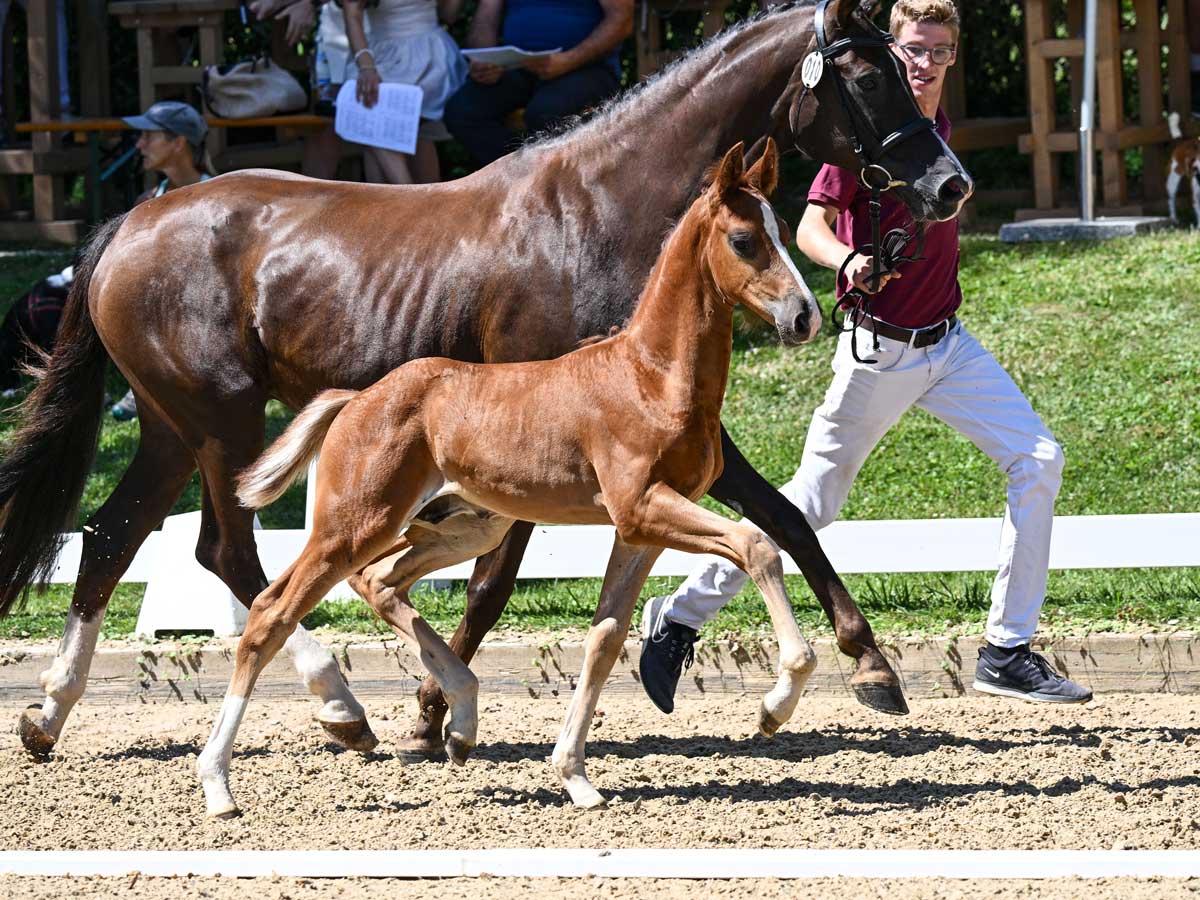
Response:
[198,140,821,816]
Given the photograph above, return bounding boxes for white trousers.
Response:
[663,320,1064,648]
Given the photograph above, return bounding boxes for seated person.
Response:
[0,265,73,398]
[444,0,632,167]
[111,101,215,420]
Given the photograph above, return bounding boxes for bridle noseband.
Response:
[799,0,937,363]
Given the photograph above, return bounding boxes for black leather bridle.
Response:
[801,0,938,363]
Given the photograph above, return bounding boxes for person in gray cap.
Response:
[121,100,216,205]
[110,101,217,420]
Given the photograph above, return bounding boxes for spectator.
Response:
[109,101,215,420]
[443,0,632,167]
[343,0,468,183]
[0,265,72,398]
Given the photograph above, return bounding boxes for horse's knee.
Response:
[586,616,626,660]
[779,641,817,679]
[740,530,783,579]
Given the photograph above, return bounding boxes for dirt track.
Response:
[0,692,1196,855]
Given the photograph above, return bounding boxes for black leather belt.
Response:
[862,315,957,349]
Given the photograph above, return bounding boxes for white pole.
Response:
[1079,0,1098,221]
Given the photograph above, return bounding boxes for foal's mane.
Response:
[525,2,817,153]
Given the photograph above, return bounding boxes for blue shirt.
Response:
[501,0,620,76]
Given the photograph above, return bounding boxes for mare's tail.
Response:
[237,389,358,509]
[0,213,126,616]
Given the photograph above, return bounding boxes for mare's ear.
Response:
[745,137,779,198]
[711,142,746,203]
[825,0,856,31]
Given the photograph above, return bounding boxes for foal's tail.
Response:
[237,389,358,510]
[0,213,126,617]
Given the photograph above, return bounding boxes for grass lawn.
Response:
[0,228,1197,641]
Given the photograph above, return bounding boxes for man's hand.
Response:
[278,0,315,45]
[522,51,575,81]
[468,60,505,84]
[356,67,382,107]
[845,252,900,294]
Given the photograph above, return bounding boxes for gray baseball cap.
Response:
[122,101,208,147]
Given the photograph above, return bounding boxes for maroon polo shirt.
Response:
[807,108,962,329]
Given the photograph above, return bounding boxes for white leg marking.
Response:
[35,612,102,742]
[1167,169,1181,222]
[284,626,365,724]
[196,694,249,818]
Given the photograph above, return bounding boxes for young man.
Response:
[639,0,1092,712]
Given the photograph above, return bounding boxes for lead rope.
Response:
[834,203,926,364]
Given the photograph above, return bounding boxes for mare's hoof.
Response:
[757,704,783,738]
[852,681,910,716]
[444,733,475,767]
[318,717,379,752]
[394,736,447,764]
[18,706,55,760]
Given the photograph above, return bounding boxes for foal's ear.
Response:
[711,142,746,202]
[745,138,779,199]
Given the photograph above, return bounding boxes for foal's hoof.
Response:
[18,706,55,760]
[757,703,783,738]
[852,681,910,716]
[395,736,447,764]
[444,733,475,767]
[207,800,242,820]
[318,717,379,752]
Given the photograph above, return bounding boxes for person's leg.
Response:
[915,324,1089,702]
[55,0,69,113]
[302,122,343,180]
[522,64,620,136]
[1189,0,1200,114]
[368,146,414,184]
[443,71,537,167]
[411,138,440,183]
[640,327,928,713]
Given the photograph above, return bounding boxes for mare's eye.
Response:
[729,233,756,258]
[858,75,880,92]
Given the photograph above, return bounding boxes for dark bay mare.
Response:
[0,0,971,760]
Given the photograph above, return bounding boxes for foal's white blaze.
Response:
[34,611,102,740]
[759,199,822,341]
[197,693,249,818]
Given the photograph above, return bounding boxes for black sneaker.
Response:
[638,595,697,714]
[973,643,1093,703]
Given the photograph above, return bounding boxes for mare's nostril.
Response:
[792,311,809,336]
[938,175,971,205]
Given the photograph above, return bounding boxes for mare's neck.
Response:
[624,210,734,422]
[532,9,810,237]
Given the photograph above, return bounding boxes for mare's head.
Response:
[776,0,972,222]
[701,139,821,346]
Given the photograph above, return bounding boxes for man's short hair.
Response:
[889,0,960,42]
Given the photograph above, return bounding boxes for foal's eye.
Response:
[858,75,880,92]
[729,233,757,258]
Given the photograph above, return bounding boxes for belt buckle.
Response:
[912,320,946,349]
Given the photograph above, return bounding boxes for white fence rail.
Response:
[42,510,1200,637]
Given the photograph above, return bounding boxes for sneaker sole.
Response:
[640,596,660,642]
[972,679,1092,704]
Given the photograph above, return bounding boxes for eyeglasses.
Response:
[896,44,956,65]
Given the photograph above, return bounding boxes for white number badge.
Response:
[801,51,824,89]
